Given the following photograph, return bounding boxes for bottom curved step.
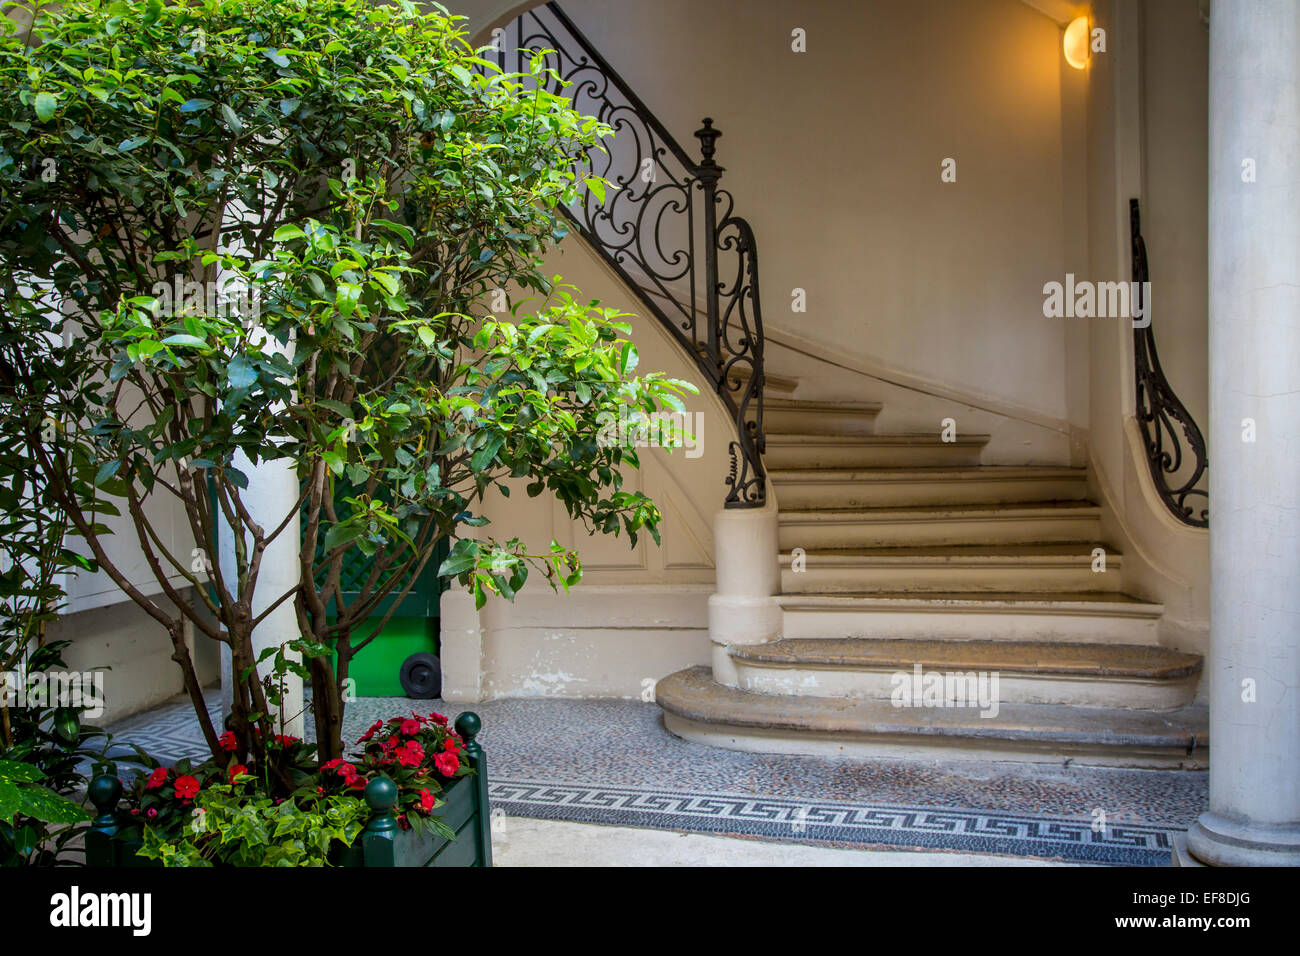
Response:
[655,666,1208,770]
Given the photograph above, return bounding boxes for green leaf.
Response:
[0,782,21,824]
[219,104,245,136]
[469,433,505,471]
[94,460,121,486]
[228,353,257,390]
[439,551,477,576]
[33,92,58,123]
[0,760,44,784]
[18,785,89,825]
[160,334,208,348]
[273,224,306,242]
[335,282,362,318]
[179,98,214,113]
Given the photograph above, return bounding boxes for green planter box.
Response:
[86,712,492,868]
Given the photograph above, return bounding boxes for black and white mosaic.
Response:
[489,780,1175,865]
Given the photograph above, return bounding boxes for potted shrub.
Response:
[86,710,492,867]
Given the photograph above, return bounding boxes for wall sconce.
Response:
[1063,16,1090,69]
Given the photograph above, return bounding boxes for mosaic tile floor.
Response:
[105,690,1208,866]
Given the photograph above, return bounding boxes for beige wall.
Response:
[546,0,1082,426]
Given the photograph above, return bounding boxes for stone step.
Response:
[778,501,1103,548]
[656,666,1208,769]
[728,638,1201,710]
[780,544,1123,593]
[765,434,989,469]
[764,399,882,436]
[768,466,1090,508]
[777,591,1163,644]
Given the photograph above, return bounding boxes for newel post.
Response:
[360,775,398,867]
[455,711,492,867]
[85,772,123,867]
[694,118,724,372]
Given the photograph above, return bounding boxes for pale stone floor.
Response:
[102,689,1206,866]
[492,817,1073,866]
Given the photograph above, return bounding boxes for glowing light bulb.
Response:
[1064,16,1090,70]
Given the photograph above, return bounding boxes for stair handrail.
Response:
[1130,198,1209,527]
[497,2,766,507]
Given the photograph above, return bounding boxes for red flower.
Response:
[397,813,409,831]
[443,735,461,755]
[434,751,459,776]
[145,767,168,790]
[397,740,425,768]
[418,788,436,813]
[358,720,383,744]
[274,735,299,748]
[174,775,201,800]
[400,718,421,736]
[227,763,248,783]
[428,712,448,726]
[336,763,359,779]
[218,731,238,752]
[146,808,158,819]
[321,758,347,771]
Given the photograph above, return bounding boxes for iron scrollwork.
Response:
[497,3,766,507]
[1130,198,1209,527]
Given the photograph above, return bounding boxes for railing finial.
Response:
[694,118,722,171]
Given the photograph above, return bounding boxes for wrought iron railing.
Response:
[1130,198,1208,527]
[496,2,766,507]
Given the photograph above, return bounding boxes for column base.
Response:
[1185,812,1300,867]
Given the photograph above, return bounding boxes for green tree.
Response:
[0,0,692,764]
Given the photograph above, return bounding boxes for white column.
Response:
[1186,0,1300,866]
[708,503,781,686]
[439,588,485,702]
[218,454,304,737]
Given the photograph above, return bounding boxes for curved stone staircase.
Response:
[657,373,1208,769]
